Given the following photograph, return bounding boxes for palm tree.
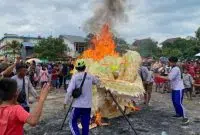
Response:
[5,40,22,59]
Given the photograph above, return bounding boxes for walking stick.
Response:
[60,99,74,130]
[108,91,138,135]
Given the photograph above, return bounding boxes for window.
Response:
[23,38,30,42]
[75,43,87,54]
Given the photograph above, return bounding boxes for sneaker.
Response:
[182,118,190,125]
[172,115,182,118]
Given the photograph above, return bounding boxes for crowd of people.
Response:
[0,55,200,135]
[0,57,75,135]
[149,58,200,98]
[27,59,74,90]
[140,57,200,126]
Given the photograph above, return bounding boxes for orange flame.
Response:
[82,24,118,60]
[94,110,102,126]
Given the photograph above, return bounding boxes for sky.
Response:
[0,0,200,43]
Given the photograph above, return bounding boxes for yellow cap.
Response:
[76,59,86,68]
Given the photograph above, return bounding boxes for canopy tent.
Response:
[195,53,200,57]
[26,58,41,64]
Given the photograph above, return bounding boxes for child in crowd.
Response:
[39,65,49,88]
[183,69,193,100]
[0,78,50,135]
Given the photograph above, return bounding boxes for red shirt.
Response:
[0,105,30,135]
[194,74,200,84]
[188,65,195,77]
[51,69,58,80]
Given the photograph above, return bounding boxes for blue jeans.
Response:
[69,108,91,135]
[52,79,59,88]
[172,90,185,117]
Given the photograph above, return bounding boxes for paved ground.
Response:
[25,89,200,135]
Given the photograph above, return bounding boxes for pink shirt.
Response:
[39,69,48,82]
[0,105,30,135]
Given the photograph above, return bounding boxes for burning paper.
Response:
[81,24,144,118]
[79,0,144,119]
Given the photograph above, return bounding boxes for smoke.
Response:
[84,0,127,34]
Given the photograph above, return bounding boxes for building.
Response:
[185,36,196,41]
[0,33,41,59]
[132,38,153,50]
[59,35,87,57]
[21,42,35,59]
[161,37,181,45]
[132,38,158,57]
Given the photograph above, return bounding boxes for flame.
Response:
[82,24,118,60]
[94,110,102,126]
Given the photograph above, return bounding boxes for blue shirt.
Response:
[168,66,184,90]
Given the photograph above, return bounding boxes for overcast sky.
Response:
[0,0,200,43]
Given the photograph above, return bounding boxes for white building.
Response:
[60,35,88,58]
[0,33,41,59]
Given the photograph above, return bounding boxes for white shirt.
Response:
[168,67,184,90]
[64,72,99,108]
[12,75,38,106]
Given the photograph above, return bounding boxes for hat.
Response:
[75,59,86,68]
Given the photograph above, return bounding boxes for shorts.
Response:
[41,81,48,87]
[195,86,200,93]
[184,88,192,93]
[144,83,153,93]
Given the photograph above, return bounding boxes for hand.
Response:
[64,104,67,110]
[36,96,40,101]
[39,83,51,102]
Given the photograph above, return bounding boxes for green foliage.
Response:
[161,38,199,59]
[196,27,200,41]
[5,40,22,58]
[162,48,182,58]
[114,37,131,54]
[34,36,67,61]
[134,38,160,58]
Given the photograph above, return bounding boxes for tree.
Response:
[196,27,200,41]
[5,40,22,59]
[133,38,160,58]
[114,37,131,54]
[34,36,67,61]
[162,48,182,58]
[161,38,198,59]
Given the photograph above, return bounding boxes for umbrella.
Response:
[195,53,200,57]
[26,58,41,64]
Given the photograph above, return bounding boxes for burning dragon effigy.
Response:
[78,0,144,126]
[80,24,144,122]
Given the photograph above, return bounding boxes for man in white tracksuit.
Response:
[157,56,189,124]
[64,59,99,135]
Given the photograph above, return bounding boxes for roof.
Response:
[161,37,181,44]
[132,38,152,46]
[0,34,42,43]
[60,35,86,43]
[22,42,35,47]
